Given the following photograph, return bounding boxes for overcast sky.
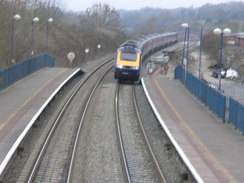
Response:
[62,0,244,12]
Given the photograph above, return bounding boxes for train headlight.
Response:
[131,66,139,70]
[116,65,123,69]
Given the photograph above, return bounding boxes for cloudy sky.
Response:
[62,0,244,11]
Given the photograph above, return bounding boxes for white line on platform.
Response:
[0,68,81,176]
[141,78,204,183]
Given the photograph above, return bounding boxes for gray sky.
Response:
[63,0,244,12]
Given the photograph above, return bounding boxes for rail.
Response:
[25,58,114,182]
[133,85,167,182]
[66,64,114,182]
[115,83,131,183]
[0,68,79,177]
[115,83,167,182]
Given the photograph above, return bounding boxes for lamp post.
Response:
[97,44,101,58]
[181,23,189,85]
[213,27,231,91]
[181,23,189,65]
[11,14,21,64]
[31,17,40,57]
[199,28,203,79]
[46,18,53,53]
[186,26,190,69]
[85,48,89,64]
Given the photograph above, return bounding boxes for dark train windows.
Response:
[121,53,137,61]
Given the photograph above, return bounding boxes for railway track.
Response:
[14,51,190,182]
[16,58,114,182]
[66,65,113,182]
[115,83,166,183]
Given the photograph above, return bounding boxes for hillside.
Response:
[118,2,244,37]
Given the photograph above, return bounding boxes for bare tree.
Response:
[0,1,126,69]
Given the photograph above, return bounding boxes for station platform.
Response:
[142,77,244,183]
[0,67,81,175]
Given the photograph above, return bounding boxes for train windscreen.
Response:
[121,53,137,61]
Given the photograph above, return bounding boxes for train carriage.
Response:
[114,32,178,82]
[114,44,141,81]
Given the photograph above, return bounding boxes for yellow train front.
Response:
[114,44,141,81]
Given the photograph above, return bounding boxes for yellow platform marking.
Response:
[0,69,68,132]
[154,79,236,183]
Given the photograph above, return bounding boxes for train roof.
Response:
[117,44,141,53]
[118,32,177,51]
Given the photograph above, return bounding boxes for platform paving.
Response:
[143,76,244,183]
[0,67,81,175]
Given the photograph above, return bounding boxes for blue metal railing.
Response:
[175,65,226,121]
[229,97,244,132]
[0,54,55,90]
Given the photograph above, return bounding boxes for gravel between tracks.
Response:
[23,63,115,182]
[119,84,161,182]
[1,57,115,182]
[71,71,125,183]
[2,73,83,183]
[135,84,196,183]
[1,52,196,182]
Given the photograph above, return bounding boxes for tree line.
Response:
[3,1,244,72]
[119,2,244,36]
[0,1,126,69]
[118,2,244,81]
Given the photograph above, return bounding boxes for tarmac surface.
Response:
[143,76,244,183]
[0,67,81,175]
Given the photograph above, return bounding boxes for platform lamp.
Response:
[181,23,189,66]
[46,18,54,53]
[97,44,101,58]
[31,17,40,57]
[11,14,21,64]
[85,48,89,64]
[186,26,190,70]
[181,23,189,85]
[199,28,203,79]
[213,27,231,91]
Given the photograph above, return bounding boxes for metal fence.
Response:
[175,65,226,121]
[0,54,55,90]
[229,97,244,132]
[209,82,244,105]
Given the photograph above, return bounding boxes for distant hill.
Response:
[118,2,244,37]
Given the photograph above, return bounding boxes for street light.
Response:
[85,48,89,64]
[186,26,190,69]
[31,17,40,56]
[213,27,231,91]
[11,14,21,64]
[181,23,189,66]
[46,18,54,53]
[181,23,189,85]
[97,44,101,58]
[199,28,203,79]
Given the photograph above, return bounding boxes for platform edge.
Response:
[0,68,81,176]
[141,77,204,183]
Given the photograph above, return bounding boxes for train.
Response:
[114,32,178,81]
